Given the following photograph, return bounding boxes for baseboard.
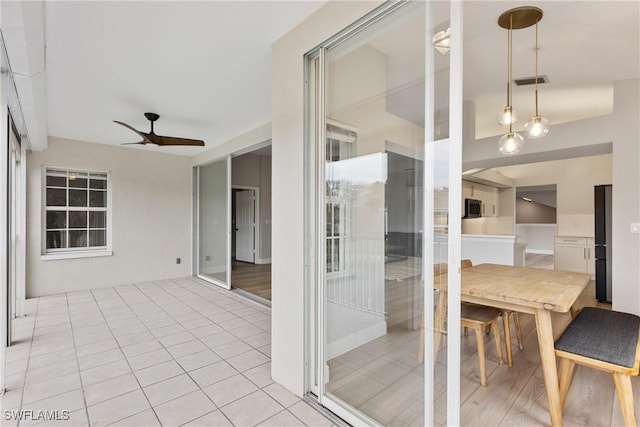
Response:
[525,249,554,255]
[256,258,271,265]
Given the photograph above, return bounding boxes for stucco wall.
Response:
[26,137,192,296]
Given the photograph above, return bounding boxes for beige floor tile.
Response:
[175,349,221,372]
[84,373,140,406]
[87,389,150,427]
[109,409,160,427]
[154,390,217,426]
[211,340,253,359]
[242,332,271,348]
[182,410,233,427]
[227,349,270,372]
[203,374,259,407]
[200,331,238,348]
[257,410,306,427]
[257,344,271,357]
[134,359,185,387]
[121,339,163,358]
[75,337,119,358]
[5,372,26,389]
[288,401,333,427]
[24,409,88,427]
[0,388,24,411]
[25,359,79,386]
[243,362,273,388]
[220,390,283,426]
[78,348,124,371]
[80,359,132,386]
[218,317,251,331]
[166,339,207,359]
[157,331,196,347]
[180,317,214,330]
[74,330,115,347]
[28,348,77,370]
[127,348,172,371]
[189,324,224,339]
[143,373,199,407]
[21,388,86,415]
[230,324,263,339]
[262,383,301,408]
[149,323,186,338]
[22,372,82,404]
[189,360,237,388]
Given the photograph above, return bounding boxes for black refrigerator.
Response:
[594,185,612,303]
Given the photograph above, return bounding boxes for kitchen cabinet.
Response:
[462,181,499,217]
[554,236,595,277]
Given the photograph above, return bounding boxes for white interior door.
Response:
[235,190,255,263]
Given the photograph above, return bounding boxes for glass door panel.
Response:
[319,3,427,424]
[198,157,231,289]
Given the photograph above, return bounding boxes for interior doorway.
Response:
[230,145,272,303]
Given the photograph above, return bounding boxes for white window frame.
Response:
[41,166,113,260]
[325,119,356,276]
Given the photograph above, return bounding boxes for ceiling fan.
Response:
[114,112,205,146]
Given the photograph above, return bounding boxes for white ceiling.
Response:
[4,1,639,156]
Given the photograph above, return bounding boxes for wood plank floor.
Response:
[325,279,638,426]
[231,260,271,300]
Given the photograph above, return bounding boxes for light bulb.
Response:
[497,106,519,126]
[524,116,550,139]
[498,132,524,154]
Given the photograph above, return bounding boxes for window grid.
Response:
[325,127,355,274]
[45,168,108,252]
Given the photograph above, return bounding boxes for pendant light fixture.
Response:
[524,19,550,138]
[497,6,543,155]
[496,13,518,127]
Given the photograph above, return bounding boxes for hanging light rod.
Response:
[498,6,543,30]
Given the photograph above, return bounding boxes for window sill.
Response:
[41,250,113,261]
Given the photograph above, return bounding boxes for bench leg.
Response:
[491,319,504,366]
[501,311,513,366]
[513,312,524,350]
[613,372,637,427]
[558,357,576,412]
[474,326,487,386]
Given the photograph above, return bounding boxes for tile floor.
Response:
[1,277,334,427]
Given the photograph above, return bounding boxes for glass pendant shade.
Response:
[524,116,550,138]
[497,106,519,126]
[498,132,524,154]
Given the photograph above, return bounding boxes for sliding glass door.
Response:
[197,156,231,289]
[307,1,461,425]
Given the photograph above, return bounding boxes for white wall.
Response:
[611,79,640,316]
[516,224,556,254]
[501,154,612,237]
[26,137,192,296]
[271,0,384,396]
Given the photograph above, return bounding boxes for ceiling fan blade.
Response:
[147,134,205,146]
[113,120,154,145]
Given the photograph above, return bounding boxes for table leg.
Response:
[535,309,563,427]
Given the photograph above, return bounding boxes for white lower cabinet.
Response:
[554,236,595,276]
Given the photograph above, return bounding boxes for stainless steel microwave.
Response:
[464,198,482,218]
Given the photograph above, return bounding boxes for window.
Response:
[325,120,356,273]
[326,202,346,273]
[44,168,109,255]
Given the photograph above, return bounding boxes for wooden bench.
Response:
[555,307,640,426]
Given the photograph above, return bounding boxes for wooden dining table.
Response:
[436,263,591,427]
